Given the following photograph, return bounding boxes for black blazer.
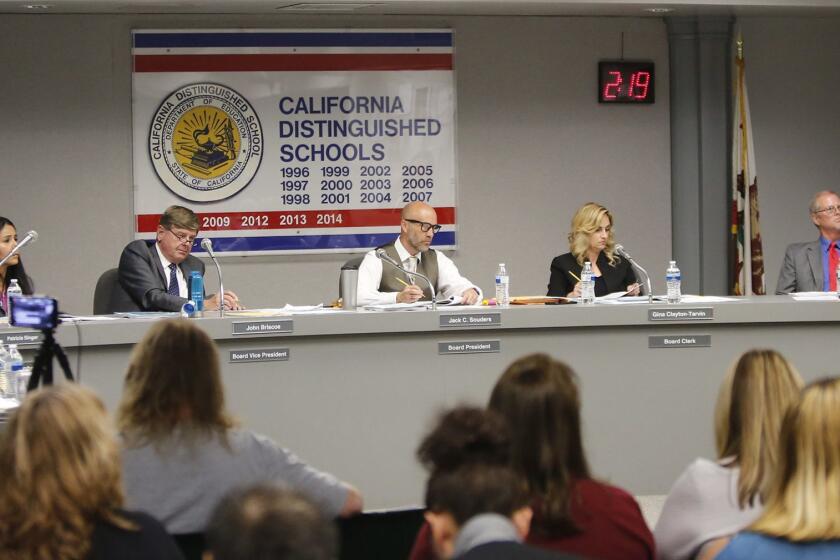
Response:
[111,240,205,312]
[547,251,637,297]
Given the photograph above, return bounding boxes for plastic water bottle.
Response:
[7,344,23,399]
[580,261,595,304]
[189,271,204,316]
[835,263,840,297]
[666,260,682,304]
[495,263,510,307]
[6,278,22,315]
[0,343,10,397]
[180,300,197,318]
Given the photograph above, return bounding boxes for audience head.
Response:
[488,353,590,536]
[156,205,200,264]
[750,377,840,541]
[205,485,337,560]
[714,349,803,507]
[418,406,531,559]
[0,383,131,558]
[0,216,33,294]
[567,202,617,265]
[117,319,234,444]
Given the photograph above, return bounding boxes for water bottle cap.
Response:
[11,363,23,372]
[181,300,196,317]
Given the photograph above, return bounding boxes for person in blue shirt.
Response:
[716,377,840,560]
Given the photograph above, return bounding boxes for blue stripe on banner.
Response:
[193,232,456,252]
[133,32,453,49]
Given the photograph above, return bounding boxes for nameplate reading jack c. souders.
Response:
[229,348,290,363]
[649,335,711,348]
[0,331,43,346]
[438,340,501,355]
[232,320,294,335]
[648,307,714,321]
[439,313,501,328]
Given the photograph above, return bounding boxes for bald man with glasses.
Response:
[356,202,481,306]
[113,205,241,312]
[776,190,840,294]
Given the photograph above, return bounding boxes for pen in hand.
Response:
[568,271,581,282]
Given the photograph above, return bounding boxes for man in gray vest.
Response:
[356,202,481,306]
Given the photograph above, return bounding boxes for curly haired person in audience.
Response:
[205,485,338,560]
[418,405,575,559]
[716,376,840,559]
[118,319,362,535]
[0,384,183,560]
[410,354,654,560]
[654,349,803,560]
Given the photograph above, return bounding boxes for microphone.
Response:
[201,238,226,317]
[375,248,438,310]
[0,230,38,267]
[615,244,653,303]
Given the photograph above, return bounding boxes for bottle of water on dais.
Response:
[495,263,510,307]
[580,261,595,304]
[0,343,10,397]
[666,260,682,304]
[6,278,22,315]
[835,262,840,298]
[7,344,23,400]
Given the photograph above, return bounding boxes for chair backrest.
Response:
[172,532,205,560]
[93,268,120,315]
[339,255,366,300]
[338,507,425,560]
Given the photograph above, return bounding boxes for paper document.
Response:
[678,295,740,303]
[790,292,839,302]
[364,302,431,311]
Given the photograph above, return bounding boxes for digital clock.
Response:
[598,61,655,104]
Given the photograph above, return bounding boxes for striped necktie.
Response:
[167,263,180,296]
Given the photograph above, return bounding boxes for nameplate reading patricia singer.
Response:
[439,313,501,328]
[229,348,290,363]
[232,320,294,335]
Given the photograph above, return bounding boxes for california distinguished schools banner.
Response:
[131,29,456,255]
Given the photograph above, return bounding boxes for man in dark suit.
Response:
[776,190,840,294]
[111,205,240,312]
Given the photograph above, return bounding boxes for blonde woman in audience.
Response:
[0,384,183,560]
[118,319,362,535]
[716,377,840,559]
[654,349,803,560]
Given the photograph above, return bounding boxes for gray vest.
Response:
[377,241,439,301]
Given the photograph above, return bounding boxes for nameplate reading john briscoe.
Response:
[648,307,714,321]
[0,331,44,346]
[232,320,293,335]
[229,348,290,363]
[649,335,711,348]
[438,340,501,355]
[439,313,501,328]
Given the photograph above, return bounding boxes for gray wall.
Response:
[0,14,670,313]
[740,17,840,293]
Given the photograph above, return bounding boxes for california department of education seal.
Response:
[148,82,263,202]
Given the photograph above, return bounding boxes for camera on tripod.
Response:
[8,295,72,390]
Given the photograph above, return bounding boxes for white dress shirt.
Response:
[155,242,187,298]
[356,237,481,306]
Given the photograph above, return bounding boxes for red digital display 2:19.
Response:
[598,61,655,104]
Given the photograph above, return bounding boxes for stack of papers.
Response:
[790,292,839,302]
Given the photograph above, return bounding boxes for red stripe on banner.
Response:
[136,207,456,233]
[134,53,453,72]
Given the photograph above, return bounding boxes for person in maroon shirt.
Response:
[409,354,654,560]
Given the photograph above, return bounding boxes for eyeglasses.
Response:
[167,228,197,247]
[814,205,840,215]
[404,219,442,233]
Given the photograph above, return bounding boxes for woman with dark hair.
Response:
[0,216,34,316]
[410,354,654,560]
[0,384,183,560]
[118,319,362,535]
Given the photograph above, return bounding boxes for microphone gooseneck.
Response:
[0,230,39,267]
[375,249,437,310]
[615,244,653,303]
[201,238,225,317]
